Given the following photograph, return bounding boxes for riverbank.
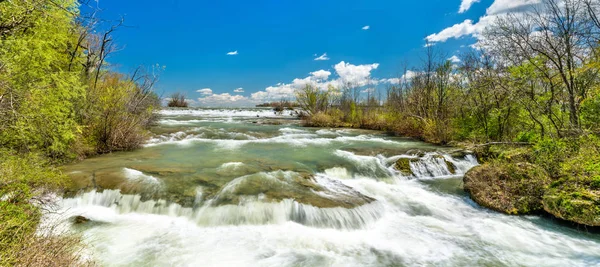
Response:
[298,110,600,229]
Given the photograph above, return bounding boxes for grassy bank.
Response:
[0,1,160,265]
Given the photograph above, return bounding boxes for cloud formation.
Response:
[334,61,379,86]
[448,55,461,63]
[197,93,249,106]
[250,61,380,102]
[427,0,541,43]
[233,88,244,93]
[362,25,370,30]
[196,88,213,95]
[314,53,330,61]
[227,50,238,55]
[458,0,481,13]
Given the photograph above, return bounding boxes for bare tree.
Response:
[483,0,600,131]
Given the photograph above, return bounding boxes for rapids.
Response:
[47,108,600,266]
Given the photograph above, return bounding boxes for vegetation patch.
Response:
[542,135,600,226]
[464,162,551,215]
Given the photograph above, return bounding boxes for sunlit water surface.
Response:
[47,108,600,267]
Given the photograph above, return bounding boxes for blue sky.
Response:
[89,0,531,107]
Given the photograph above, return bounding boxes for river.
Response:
[47,108,600,266]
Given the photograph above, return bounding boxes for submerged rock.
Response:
[210,171,375,208]
[464,162,550,215]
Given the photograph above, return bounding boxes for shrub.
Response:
[306,112,335,127]
[532,138,576,177]
[0,150,90,266]
[167,92,188,108]
[82,73,160,154]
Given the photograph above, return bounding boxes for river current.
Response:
[46,108,600,266]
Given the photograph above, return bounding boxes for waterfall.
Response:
[59,189,384,229]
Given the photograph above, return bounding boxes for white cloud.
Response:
[196,88,213,95]
[233,87,244,93]
[227,50,238,55]
[334,61,379,87]
[251,61,380,102]
[486,0,540,15]
[314,53,330,61]
[427,0,541,43]
[362,25,370,30]
[310,70,331,80]
[380,70,420,85]
[426,19,478,42]
[459,0,481,13]
[361,87,375,93]
[448,55,461,63]
[198,93,247,104]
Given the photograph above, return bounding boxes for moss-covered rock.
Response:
[445,160,456,174]
[543,180,600,226]
[394,158,414,175]
[542,137,600,226]
[464,162,550,215]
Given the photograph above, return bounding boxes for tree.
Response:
[483,0,600,132]
[295,85,330,116]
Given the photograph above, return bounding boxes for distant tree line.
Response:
[297,0,600,145]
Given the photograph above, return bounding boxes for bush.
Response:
[167,92,188,108]
[0,150,85,266]
[532,138,577,177]
[542,135,600,226]
[82,73,160,154]
[306,112,335,127]
[581,88,600,130]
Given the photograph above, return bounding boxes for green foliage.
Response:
[0,0,84,159]
[0,149,69,265]
[295,85,330,116]
[0,0,159,263]
[515,131,538,143]
[82,73,159,154]
[581,87,600,129]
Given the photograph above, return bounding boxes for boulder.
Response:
[394,158,415,176]
[73,215,90,224]
[464,162,550,215]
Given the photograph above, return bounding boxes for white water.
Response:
[50,108,600,266]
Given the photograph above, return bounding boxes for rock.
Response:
[73,215,90,224]
[449,149,473,159]
[464,162,550,215]
[210,171,375,208]
[543,179,600,226]
[445,160,456,174]
[431,154,456,174]
[394,158,415,176]
[128,165,196,176]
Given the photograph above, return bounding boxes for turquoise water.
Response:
[49,108,600,267]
